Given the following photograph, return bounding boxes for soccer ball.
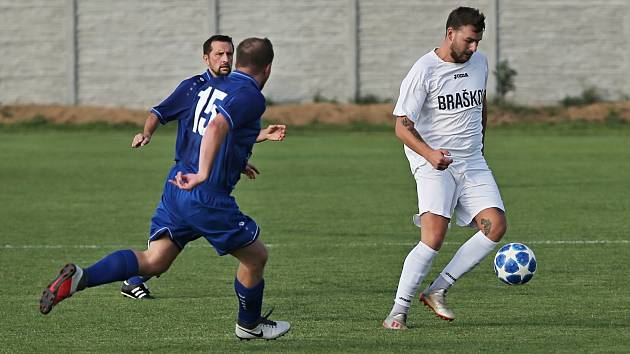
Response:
[493,243,537,285]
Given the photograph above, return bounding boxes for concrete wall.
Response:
[358,0,496,102]
[76,0,211,108]
[499,0,630,103]
[220,0,357,103]
[1,0,629,108]
[0,0,68,104]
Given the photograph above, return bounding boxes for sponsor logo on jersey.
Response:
[437,89,485,110]
[453,73,469,80]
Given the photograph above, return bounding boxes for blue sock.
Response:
[85,250,139,288]
[234,278,264,327]
[127,276,152,286]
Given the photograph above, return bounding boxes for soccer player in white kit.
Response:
[383,7,507,330]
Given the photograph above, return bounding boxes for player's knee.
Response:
[246,246,268,270]
[421,236,445,251]
[420,230,447,251]
[254,247,268,268]
[147,260,171,276]
[494,220,507,240]
[138,252,172,276]
[488,215,508,242]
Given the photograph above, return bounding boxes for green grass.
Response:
[1,124,629,353]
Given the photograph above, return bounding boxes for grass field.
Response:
[1,123,629,353]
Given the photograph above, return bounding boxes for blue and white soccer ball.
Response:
[493,242,537,285]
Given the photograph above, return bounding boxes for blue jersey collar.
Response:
[203,70,213,81]
[232,71,260,89]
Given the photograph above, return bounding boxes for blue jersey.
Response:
[151,70,264,194]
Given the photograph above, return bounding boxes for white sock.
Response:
[391,241,438,315]
[432,230,498,290]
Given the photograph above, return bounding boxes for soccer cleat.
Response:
[419,288,455,321]
[39,263,84,315]
[120,281,154,300]
[235,309,291,340]
[382,313,408,330]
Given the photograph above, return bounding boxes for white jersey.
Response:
[393,50,488,171]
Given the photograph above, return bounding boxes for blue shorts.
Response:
[149,182,260,256]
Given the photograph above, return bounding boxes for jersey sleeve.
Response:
[215,89,265,129]
[482,53,489,88]
[393,62,428,123]
[150,78,197,124]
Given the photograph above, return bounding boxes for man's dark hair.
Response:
[446,7,485,33]
[203,35,233,55]
[236,37,274,71]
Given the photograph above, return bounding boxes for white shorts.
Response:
[411,160,505,228]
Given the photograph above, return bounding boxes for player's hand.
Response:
[264,125,286,141]
[242,163,260,179]
[131,133,151,148]
[168,171,204,190]
[427,149,453,170]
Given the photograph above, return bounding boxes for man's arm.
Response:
[170,114,230,190]
[256,124,286,143]
[394,116,452,170]
[131,113,161,148]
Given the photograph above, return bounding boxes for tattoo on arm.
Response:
[481,218,492,236]
[400,117,424,142]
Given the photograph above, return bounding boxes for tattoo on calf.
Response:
[481,218,492,236]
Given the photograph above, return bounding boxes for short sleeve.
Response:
[215,89,265,129]
[484,55,489,88]
[392,63,428,122]
[151,78,197,124]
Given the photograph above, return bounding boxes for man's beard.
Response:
[450,47,472,63]
[212,66,231,76]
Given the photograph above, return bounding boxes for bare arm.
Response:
[394,116,453,170]
[131,112,161,148]
[256,124,286,143]
[169,114,230,190]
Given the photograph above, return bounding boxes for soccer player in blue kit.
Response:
[121,34,286,300]
[39,37,291,340]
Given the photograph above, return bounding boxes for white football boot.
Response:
[420,288,455,321]
[235,310,290,340]
[382,313,408,330]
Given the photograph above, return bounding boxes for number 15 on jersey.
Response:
[193,86,227,135]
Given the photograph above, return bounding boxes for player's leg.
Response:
[384,164,457,329]
[423,208,505,301]
[121,194,186,300]
[122,241,159,300]
[133,236,181,275]
[40,237,180,314]
[383,213,449,329]
[432,207,506,285]
[422,169,507,320]
[121,236,177,300]
[232,239,267,325]
[231,239,290,340]
[193,193,289,340]
[396,213,450,308]
[473,207,507,242]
